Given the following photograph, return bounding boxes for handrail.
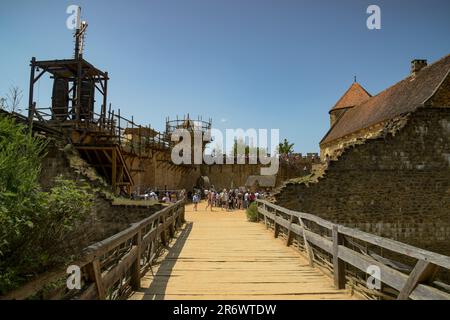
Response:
[255,199,450,300]
[1,199,186,300]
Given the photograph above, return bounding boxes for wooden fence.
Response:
[255,200,450,300]
[1,200,185,300]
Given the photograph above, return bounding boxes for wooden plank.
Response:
[257,200,334,230]
[397,260,438,300]
[338,246,450,300]
[102,246,138,291]
[274,216,280,238]
[111,148,117,192]
[286,215,294,246]
[131,230,142,290]
[90,259,106,299]
[131,204,354,300]
[259,200,450,270]
[160,215,168,246]
[298,217,314,267]
[332,225,346,289]
[337,226,450,270]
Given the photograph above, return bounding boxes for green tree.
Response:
[0,115,93,294]
[277,138,294,155]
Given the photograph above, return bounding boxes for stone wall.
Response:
[39,142,164,249]
[66,195,163,250]
[129,150,201,193]
[124,148,320,193]
[275,108,450,256]
[200,157,319,191]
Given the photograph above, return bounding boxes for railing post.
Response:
[332,225,346,289]
[286,214,294,246]
[263,203,268,229]
[181,202,186,223]
[160,215,167,246]
[85,259,106,300]
[274,210,279,238]
[169,211,175,238]
[131,230,142,290]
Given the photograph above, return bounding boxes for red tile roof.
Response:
[321,54,450,145]
[330,82,371,112]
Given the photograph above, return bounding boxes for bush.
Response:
[246,202,259,222]
[0,115,93,294]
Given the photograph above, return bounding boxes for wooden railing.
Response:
[255,200,450,300]
[2,200,185,300]
[30,106,171,152]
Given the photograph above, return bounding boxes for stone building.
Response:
[275,54,450,255]
[320,57,449,160]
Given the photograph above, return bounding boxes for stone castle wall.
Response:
[275,108,450,256]
[39,143,164,249]
[128,150,201,193]
[125,149,320,192]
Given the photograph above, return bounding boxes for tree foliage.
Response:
[278,138,294,155]
[246,202,259,222]
[0,115,93,294]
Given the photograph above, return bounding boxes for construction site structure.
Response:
[26,8,211,195]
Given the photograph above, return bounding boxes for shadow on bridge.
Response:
[136,222,193,300]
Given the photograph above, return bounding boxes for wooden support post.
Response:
[397,260,438,300]
[86,259,106,300]
[160,216,167,246]
[112,148,117,194]
[28,57,36,130]
[118,108,121,145]
[102,73,108,127]
[181,204,186,223]
[131,230,142,290]
[286,215,294,246]
[299,217,314,267]
[332,225,346,289]
[75,59,82,124]
[169,216,175,238]
[274,215,279,238]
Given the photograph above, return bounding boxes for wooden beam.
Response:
[102,149,112,163]
[131,230,142,290]
[298,217,314,267]
[274,215,280,239]
[85,259,106,300]
[397,260,438,300]
[332,225,346,289]
[286,215,294,246]
[112,148,117,193]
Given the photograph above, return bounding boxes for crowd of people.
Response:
[190,188,267,212]
[131,189,185,203]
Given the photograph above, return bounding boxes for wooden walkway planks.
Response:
[130,203,356,300]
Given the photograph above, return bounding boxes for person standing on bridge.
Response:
[193,193,199,211]
[205,189,214,212]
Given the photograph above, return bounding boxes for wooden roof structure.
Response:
[329,82,371,112]
[321,54,450,145]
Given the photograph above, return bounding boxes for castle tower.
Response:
[165,114,212,165]
[329,81,371,127]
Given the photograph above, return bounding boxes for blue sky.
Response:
[1,0,449,153]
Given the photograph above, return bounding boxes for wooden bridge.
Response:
[3,200,450,300]
[130,204,352,300]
